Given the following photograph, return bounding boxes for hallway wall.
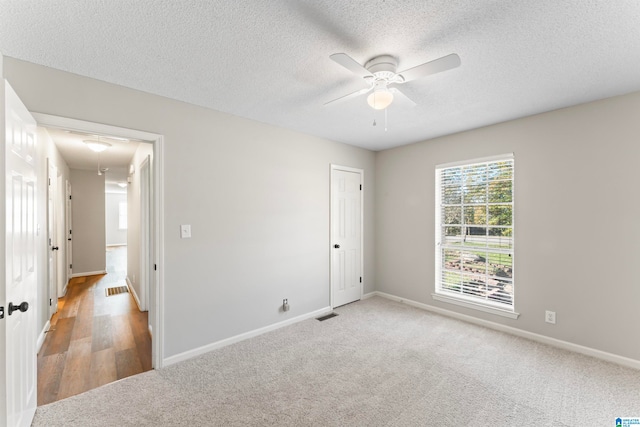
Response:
[69,169,106,275]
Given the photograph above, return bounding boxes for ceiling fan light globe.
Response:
[367,90,394,110]
[84,140,112,153]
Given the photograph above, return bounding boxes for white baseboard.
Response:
[70,270,107,278]
[371,291,640,371]
[106,243,127,247]
[37,320,51,353]
[163,306,332,367]
[126,277,142,311]
[61,281,68,297]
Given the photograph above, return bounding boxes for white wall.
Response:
[69,169,106,275]
[4,57,376,359]
[375,91,640,362]
[106,192,127,246]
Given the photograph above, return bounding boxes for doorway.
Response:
[330,165,364,308]
[32,114,165,403]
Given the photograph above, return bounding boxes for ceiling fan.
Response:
[325,52,461,110]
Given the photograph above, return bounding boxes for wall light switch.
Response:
[180,224,192,239]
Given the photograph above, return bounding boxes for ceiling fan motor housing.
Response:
[365,55,403,83]
[365,55,397,73]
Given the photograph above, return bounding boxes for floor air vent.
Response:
[105,286,129,297]
[316,313,338,322]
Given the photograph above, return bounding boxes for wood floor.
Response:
[37,246,152,406]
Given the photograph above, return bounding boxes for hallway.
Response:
[37,246,152,405]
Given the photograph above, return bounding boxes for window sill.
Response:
[431,293,520,319]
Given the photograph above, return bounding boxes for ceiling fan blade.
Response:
[398,53,461,83]
[330,53,373,78]
[324,86,373,106]
[389,87,416,107]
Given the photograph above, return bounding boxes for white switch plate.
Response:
[545,310,556,324]
[180,224,191,238]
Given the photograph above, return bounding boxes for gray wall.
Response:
[375,91,640,361]
[4,57,376,359]
[69,169,106,275]
[106,192,127,246]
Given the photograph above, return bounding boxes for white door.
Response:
[330,166,363,308]
[2,81,38,426]
[47,160,58,317]
[65,180,72,290]
[139,156,151,311]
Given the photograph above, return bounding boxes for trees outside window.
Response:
[436,155,514,309]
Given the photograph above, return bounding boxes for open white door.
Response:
[139,155,151,311]
[65,180,72,293]
[1,80,38,426]
[47,160,58,317]
[330,165,363,308]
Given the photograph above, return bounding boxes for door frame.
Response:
[64,179,72,292]
[46,159,58,319]
[139,155,151,312]
[31,113,166,369]
[329,164,364,309]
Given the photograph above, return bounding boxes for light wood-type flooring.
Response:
[37,246,152,405]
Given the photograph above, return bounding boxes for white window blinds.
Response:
[436,155,514,309]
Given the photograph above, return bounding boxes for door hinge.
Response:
[360,277,362,283]
[154,264,157,271]
[49,298,52,306]
[69,264,72,269]
[69,230,72,235]
[0,306,4,319]
[48,178,51,185]
[360,184,362,190]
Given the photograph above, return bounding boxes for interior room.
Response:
[1,1,640,426]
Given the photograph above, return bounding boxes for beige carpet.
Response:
[32,296,640,426]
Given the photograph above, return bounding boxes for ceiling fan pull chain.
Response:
[385,108,388,132]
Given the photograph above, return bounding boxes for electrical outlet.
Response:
[545,310,556,324]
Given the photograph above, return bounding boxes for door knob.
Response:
[52,246,59,251]
[334,244,340,249]
[8,301,29,315]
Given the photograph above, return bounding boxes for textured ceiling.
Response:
[2,1,640,151]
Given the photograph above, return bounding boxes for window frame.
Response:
[118,201,128,230]
[433,154,519,319]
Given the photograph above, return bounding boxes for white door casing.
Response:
[47,160,58,317]
[65,179,72,291]
[330,165,363,308]
[139,155,151,311]
[3,80,38,427]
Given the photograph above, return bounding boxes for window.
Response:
[119,202,128,230]
[435,155,515,315]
